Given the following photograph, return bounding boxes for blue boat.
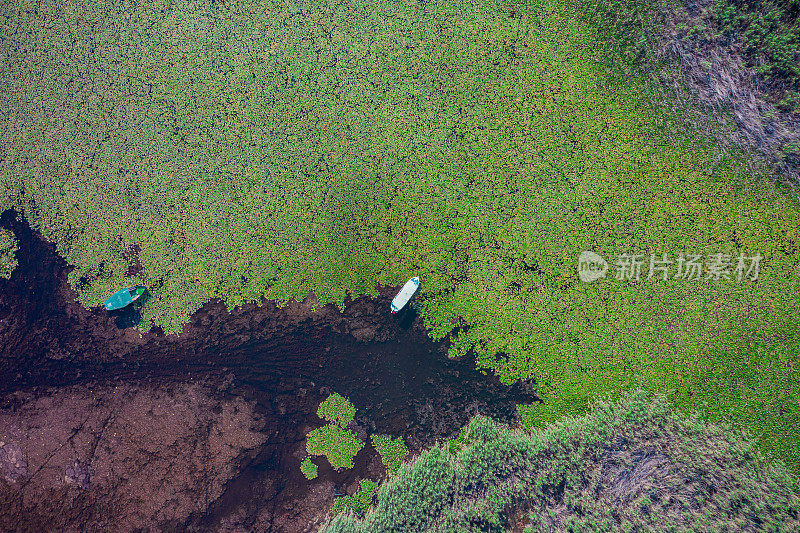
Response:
[104,286,147,311]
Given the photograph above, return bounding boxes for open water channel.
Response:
[0,209,539,531]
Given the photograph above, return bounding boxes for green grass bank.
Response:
[325,388,800,532]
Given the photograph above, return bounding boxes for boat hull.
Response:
[104,286,146,311]
[391,277,419,313]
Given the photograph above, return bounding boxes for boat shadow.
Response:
[394,302,419,330]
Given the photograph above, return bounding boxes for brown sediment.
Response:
[0,208,540,532]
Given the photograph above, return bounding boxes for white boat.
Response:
[391,277,420,314]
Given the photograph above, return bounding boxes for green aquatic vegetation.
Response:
[332,479,379,517]
[1,0,799,477]
[301,456,318,480]
[306,423,364,472]
[371,434,409,475]
[0,228,18,279]
[324,388,800,532]
[306,393,364,471]
[318,393,357,428]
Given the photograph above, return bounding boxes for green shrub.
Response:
[778,91,800,112]
[0,228,18,279]
[306,393,364,471]
[324,388,800,532]
[713,0,800,80]
[371,434,409,475]
[301,456,319,480]
[332,479,379,516]
[307,423,364,471]
[318,393,357,428]
[783,142,800,154]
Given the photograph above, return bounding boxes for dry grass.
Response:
[651,0,800,190]
[517,412,800,532]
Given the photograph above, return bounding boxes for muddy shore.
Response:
[0,209,540,532]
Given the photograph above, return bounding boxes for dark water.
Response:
[0,208,540,530]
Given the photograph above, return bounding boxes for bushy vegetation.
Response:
[306,394,364,471]
[307,424,364,471]
[332,479,379,517]
[714,0,799,88]
[0,228,18,279]
[325,388,800,532]
[300,456,318,480]
[318,393,357,427]
[1,0,799,476]
[371,434,409,476]
[302,394,410,483]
